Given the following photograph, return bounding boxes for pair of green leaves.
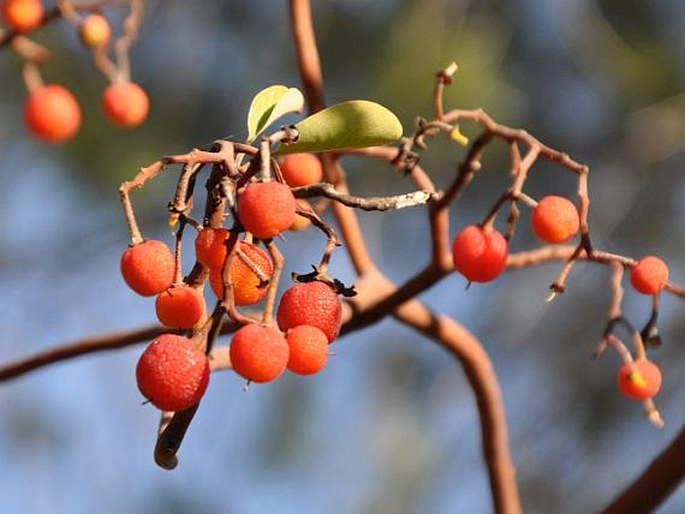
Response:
[246,85,403,154]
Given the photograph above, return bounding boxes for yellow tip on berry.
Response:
[628,371,648,389]
[449,126,469,146]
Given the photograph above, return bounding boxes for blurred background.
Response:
[1,0,684,512]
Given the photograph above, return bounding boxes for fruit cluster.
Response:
[121,152,342,412]
[2,0,149,142]
[450,189,668,412]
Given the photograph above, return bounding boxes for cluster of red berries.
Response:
[230,280,341,383]
[122,153,341,412]
[614,255,669,404]
[449,192,669,407]
[451,194,671,296]
[2,0,149,142]
[24,80,149,143]
[451,194,581,284]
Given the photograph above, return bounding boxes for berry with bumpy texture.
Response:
[102,81,149,128]
[286,325,328,375]
[531,195,580,244]
[136,334,210,411]
[277,281,342,343]
[630,256,669,295]
[617,360,662,401]
[237,181,297,239]
[280,153,324,187]
[229,324,289,383]
[79,13,110,47]
[452,225,508,283]
[208,241,273,305]
[120,240,175,296]
[2,0,43,32]
[155,285,205,329]
[24,85,81,143]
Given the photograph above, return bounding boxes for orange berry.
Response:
[195,227,232,271]
[79,13,111,47]
[277,281,342,343]
[630,256,669,296]
[237,181,297,239]
[617,360,662,401]
[24,84,81,143]
[280,153,324,187]
[102,81,149,128]
[2,0,43,32]
[531,195,580,244]
[155,285,205,329]
[452,225,508,283]
[208,241,273,306]
[136,334,210,411]
[290,199,313,231]
[229,324,289,383]
[286,325,328,375]
[120,240,175,296]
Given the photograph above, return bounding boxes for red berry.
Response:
[286,325,328,375]
[120,240,175,296]
[617,360,662,401]
[237,181,297,239]
[208,241,273,306]
[531,195,580,244]
[102,81,149,128]
[79,13,110,47]
[24,85,81,143]
[136,334,210,411]
[280,153,324,187]
[277,281,342,343]
[229,324,289,383]
[452,225,508,283]
[2,0,43,32]
[155,285,205,329]
[630,256,669,295]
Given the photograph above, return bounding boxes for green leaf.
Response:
[246,85,305,142]
[276,100,403,154]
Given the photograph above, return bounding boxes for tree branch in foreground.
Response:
[600,423,685,514]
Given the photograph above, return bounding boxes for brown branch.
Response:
[154,403,199,470]
[0,325,167,382]
[288,0,325,114]
[397,310,521,514]
[293,182,439,211]
[262,240,284,326]
[600,424,685,514]
[434,61,459,120]
[288,0,376,277]
[113,0,143,82]
[344,271,522,514]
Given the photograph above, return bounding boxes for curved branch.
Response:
[397,309,521,514]
[344,271,522,514]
